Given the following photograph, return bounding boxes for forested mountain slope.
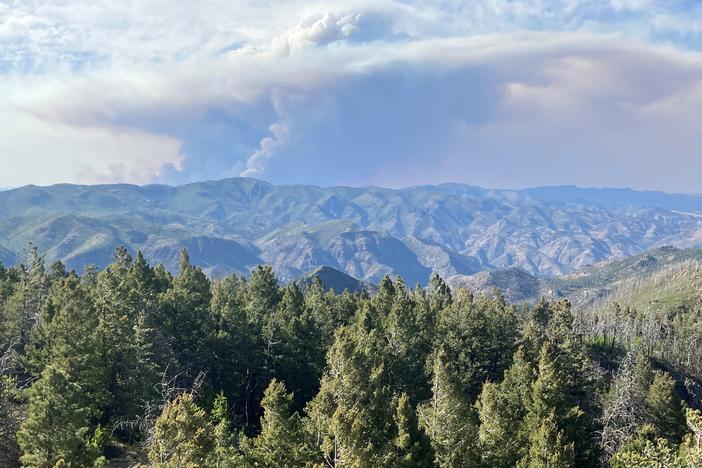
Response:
[1,179,702,282]
[2,248,702,466]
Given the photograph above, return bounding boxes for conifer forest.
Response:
[2,247,702,467]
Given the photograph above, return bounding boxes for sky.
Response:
[2,1,702,192]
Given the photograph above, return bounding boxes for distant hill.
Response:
[1,178,702,283]
[447,268,545,303]
[300,266,375,294]
[450,247,702,314]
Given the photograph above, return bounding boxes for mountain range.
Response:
[1,178,702,284]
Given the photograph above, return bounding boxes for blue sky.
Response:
[2,0,702,191]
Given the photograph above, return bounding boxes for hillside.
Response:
[450,247,702,314]
[300,266,375,294]
[1,179,702,283]
[447,268,545,303]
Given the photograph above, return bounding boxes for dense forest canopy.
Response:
[1,246,702,467]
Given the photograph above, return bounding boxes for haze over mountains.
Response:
[1,177,702,284]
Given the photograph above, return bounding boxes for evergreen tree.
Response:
[680,408,702,465]
[384,281,434,402]
[645,371,686,444]
[94,248,161,427]
[24,275,108,417]
[18,365,105,467]
[243,379,312,467]
[246,265,281,328]
[393,393,434,468]
[521,298,552,364]
[610,424,681,468]
[519,412,575,468]
[2,246,47,352]
[520,342,585,467]
[428,273,451,313]
[210,274,263,426]
[267,282,325,410]
[157,249,214,384]
[477,347,534,467]
[0,353,21,466]
[207,392,239,467]
[305,312,397,467]
[418,351,479,468]
[372,275,397,318]
[435,289,518,401]
[148,392,214,467]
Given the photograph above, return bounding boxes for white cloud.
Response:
[0,109,183,186]
[2,1,702,190]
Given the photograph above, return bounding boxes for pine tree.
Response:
[680,408,702,465]
[521,298,552,364]
[94,248,161,427]
[157,249,214,384]
[267,282,325,410]
[246,265,281,328]
[305,314,397,467]
[520,342,584,468]
[210,274,264,427]
[18,366,105,467]
[428,273,452,313]
[2,246,47,352]
[244,379,312,467]
[418,351,479,468]
[645,371,685,443]
[18,275,109,465]
[148,392,214,467]
[25,275,108,416]
[435,289,518,401]
[303,276,341,346]
[477,347,533,467]
[372,275,397,317]
[544,300,600,465]
[393,393,433,468]
[384,282,433,402]
[0,348,21,466]
[206,392,239,468]
[518,412,575,468]
[610,424,681,468]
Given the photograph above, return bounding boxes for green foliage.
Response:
[305,314,398,467]
[520,342,585,466]
[419,351,479,468]
[646,371,686,443]
[393,393,434,468]
[157,249,214,383]
[240,379,312,467]
[0,373,21,466]
[477,348,533,467]
[265,282,326,410]
[518,412,575,468]
[148,392,214,467]
[18,366,105,467]
[2,246,702,467]
[435,289,518,401]
[610,425,682,468]
[428,273,452,313]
